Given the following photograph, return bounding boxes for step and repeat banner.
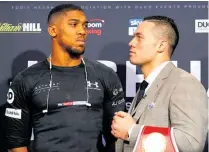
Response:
[0,1,208,151]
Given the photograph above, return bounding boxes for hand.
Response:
[111,111,136,141]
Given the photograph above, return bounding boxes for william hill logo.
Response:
[0,23,42,33]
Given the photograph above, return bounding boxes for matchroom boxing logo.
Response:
[87,18,104,36]
[0,22,42,33]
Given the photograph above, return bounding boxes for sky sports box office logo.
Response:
[128,19,143,36]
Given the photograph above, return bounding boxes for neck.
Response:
[140,58,170,79]
[49,42,82,67]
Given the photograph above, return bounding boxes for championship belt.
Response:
[133,126,179,152]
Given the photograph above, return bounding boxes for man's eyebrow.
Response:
[68,19,89,24]
[68,19,79,22]
[134,32,144,37]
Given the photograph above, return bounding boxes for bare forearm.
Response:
[9,147,28,152]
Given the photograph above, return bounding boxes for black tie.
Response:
[135,80,149,108]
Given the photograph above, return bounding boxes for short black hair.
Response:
[143,15,179,56]
[47,4,84,24]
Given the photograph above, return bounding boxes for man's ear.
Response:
[48,25,57,37]
[157,40,167,53]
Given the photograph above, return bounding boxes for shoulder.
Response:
[84,58,122,89]
[20,60,47,76]
[173,67,206,94]
[84,58,116,76]
[12,60,48,84]
[177,68,203,85]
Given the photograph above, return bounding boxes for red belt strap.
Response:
[133,126,179,152]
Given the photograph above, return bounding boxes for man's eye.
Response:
[69,23,77,27]
[84,24,88,28]
[136,36,142,40]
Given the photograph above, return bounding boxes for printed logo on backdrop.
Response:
[0,22,41,33]
[80,3,208,10]
[12,5,53,10]
[128,19,143,36]
[87,18,104,36]
[195,19,209,33]
[11,3,208,11]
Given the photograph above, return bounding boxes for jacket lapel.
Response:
[130,63,176,119]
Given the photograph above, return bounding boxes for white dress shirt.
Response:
[127,61,170,140]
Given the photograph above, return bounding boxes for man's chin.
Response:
[74,46,85,52]
[68,49,85,58]
[129,58,137,65]
[74,48,85,55]
[130,59,143,66]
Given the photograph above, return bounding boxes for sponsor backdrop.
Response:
[0,1,208,151]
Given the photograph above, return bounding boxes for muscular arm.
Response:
[103,69,126,151]
[4,74,32,150]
